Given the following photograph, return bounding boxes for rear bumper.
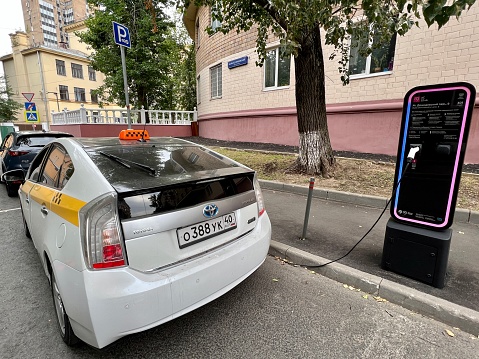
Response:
[54,213,271,348]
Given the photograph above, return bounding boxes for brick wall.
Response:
[323,6,479,103]
[195,5,479,114]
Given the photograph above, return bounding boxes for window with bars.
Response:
[210,64,222,99]
[88,66,96,81]
[71,63,83,79]
[264,47,291,89]
[74,87,86,102]
[59,85,69,100]
[56,60,66,76]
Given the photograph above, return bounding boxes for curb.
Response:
[259,179,479,225]
[269,240,479,336]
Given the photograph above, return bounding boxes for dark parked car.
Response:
[0,130,73,196]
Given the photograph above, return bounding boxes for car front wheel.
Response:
[51,271,79,346]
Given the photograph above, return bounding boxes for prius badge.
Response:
[203,204,219,218]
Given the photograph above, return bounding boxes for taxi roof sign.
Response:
[119,129,150,140]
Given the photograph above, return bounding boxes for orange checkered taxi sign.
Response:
[118,129,150,140]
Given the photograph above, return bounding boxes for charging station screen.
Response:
[391,83,475,229]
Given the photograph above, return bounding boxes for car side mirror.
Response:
[2,169,25,185]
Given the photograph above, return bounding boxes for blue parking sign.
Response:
[113,21,131,48]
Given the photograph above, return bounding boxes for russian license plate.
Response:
[177,213,237,248]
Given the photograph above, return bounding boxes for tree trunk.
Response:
[295,25,335,177]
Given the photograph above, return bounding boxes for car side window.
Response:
[28,145,51,182]
[41,145,66,188]
[1,135,13,158]
[57,153,74,190]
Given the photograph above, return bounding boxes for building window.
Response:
[56,60,66,76]
[195,18,200,49]
[71,63,83,79]
[210,64,222,99]
[74,87,86,102]
[197,75,201,104]
[349,30,397,76]
[88,66,96,81]
[264,47,291,89]
[90,90,98,103]
[59,85,69,100]
[210,2,222,31]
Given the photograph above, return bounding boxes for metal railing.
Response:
[51,104,197,125]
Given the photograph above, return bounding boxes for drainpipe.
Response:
[37,50,50,130]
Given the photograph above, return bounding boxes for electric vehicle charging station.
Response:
[381,82,476,288]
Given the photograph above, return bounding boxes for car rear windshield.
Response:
[118,174,254,219]
[17,135,68,147]
[86,144,251,192]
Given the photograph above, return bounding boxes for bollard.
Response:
[301,177,315,240]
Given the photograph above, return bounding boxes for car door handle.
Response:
[40,206,49,215]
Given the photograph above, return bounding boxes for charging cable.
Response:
[292,157,415,269]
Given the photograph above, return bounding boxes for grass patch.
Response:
[213,147,479,212]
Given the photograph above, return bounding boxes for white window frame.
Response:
[210,2,222,31]
[348,24,396,80]
[197,75,201,105]
[196,18,200,49]
[210,64,222,99]
[263,46,291,91]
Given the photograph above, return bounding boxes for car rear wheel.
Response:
[22,211,31,239]
[51,271,79,346]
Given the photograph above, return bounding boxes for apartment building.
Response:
[22,0,89,47]
[183,5,479,163]
[0,26,114,125]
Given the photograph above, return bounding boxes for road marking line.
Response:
[0,208,21,213]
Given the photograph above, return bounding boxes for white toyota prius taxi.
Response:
[15,135,271,348]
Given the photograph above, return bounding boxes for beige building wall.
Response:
[194,6,295,118]
[1,31,113,126]
[65,21,90,54]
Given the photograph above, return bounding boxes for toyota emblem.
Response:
[203,204,219,218]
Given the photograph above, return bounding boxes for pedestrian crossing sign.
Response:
[24,110,40,123]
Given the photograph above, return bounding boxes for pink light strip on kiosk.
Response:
[393,86,471,228]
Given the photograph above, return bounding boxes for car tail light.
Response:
[253,174,265,217]
[8,150,29,157]
[80,192,127,270]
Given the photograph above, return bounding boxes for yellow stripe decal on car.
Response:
[50,192,86,227]
[24,181,86,227]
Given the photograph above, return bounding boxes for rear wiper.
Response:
[99,151,155,175]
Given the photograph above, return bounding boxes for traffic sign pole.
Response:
[120,45,131,129]
[113,21,132,129]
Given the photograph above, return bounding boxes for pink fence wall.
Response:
[198,101,479,164]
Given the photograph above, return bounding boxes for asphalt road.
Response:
[1,188,478,358]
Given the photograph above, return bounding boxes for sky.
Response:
[0,0,25,75]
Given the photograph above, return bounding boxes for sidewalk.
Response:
[260,180,479,336]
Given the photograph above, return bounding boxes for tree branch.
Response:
[252,0,288,32]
